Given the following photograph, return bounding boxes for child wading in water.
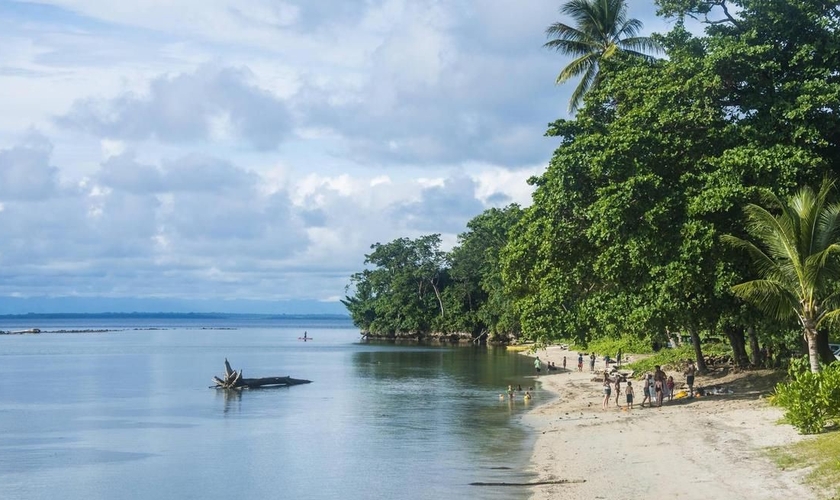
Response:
[625,381,635,409]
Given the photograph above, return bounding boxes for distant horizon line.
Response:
[0,312,351,319]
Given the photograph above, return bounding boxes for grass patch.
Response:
[767,431,840,499]
[569,336,652,356]
[625,343,731,375]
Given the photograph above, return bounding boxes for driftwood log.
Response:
[213,359,312,390]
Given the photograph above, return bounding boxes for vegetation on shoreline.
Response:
[343,0,840,429]
[771,358,840,434]
[768,431,840,499]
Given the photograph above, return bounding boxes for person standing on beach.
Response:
[602,373,612,409]
[641,374,652,408]
[614,377,621,407]
[625,381,634,409]
[534,356,542,374]
[577,353,583,372]
[684,360,697,397]
[589,353,596,372]
[666,376,675,401]
[563,356,567,371]
[653,365,665,407]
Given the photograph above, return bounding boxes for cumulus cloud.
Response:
[394,175,486,234]
[58,65,294,150]
[0,136,312,301]
[0,132,61,200]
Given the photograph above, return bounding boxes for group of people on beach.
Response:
[602,360,698,410]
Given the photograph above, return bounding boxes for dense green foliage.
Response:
[772,357,840,434]
[344,0,840,367]
[343,206,522,339]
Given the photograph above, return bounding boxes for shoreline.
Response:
[521,345,820,500]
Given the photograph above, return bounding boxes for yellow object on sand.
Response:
[674,390,688,399]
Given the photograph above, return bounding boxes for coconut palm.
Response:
[723,179,840,373]
[544,0,661,112]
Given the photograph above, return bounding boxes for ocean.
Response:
[0,315,542,500]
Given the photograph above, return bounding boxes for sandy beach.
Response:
[522,346,821,500]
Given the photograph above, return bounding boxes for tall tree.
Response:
[448,206,523,339]
[343,235,449,336]
[544,0,661,112]
[723,179,840,373]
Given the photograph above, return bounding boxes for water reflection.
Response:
[216,388,242,414]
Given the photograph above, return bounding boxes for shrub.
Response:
[771,357,840,434]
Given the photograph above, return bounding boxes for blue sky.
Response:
[0,0,678,314]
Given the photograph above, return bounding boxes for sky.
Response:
[0,0,678,315]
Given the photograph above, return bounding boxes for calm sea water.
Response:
[0,317,543,500]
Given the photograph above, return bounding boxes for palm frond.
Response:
[731,280,798,322]
[614,18,643,40]
[618,36,663,55]
[568,62,598,112]
[814,203,840,251]
[817,308,840,329]
[557,53,597,83]
[721,234,785,280]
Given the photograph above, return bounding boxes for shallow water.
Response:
[0,318,542,500]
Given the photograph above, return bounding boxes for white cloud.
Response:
[58,65,294,149]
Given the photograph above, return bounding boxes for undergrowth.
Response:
[625,343,731,375]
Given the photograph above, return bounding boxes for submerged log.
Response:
[213,359,311,390]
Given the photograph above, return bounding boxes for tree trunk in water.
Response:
[688,326,707,374]
[748,326,760,367]
[816,329,835,365]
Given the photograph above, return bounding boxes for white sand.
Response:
[522,346,821,500]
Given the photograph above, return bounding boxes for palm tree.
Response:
[544,0,661,112]
[723,179,840,373]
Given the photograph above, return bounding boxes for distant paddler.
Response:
[299,331,312,341]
